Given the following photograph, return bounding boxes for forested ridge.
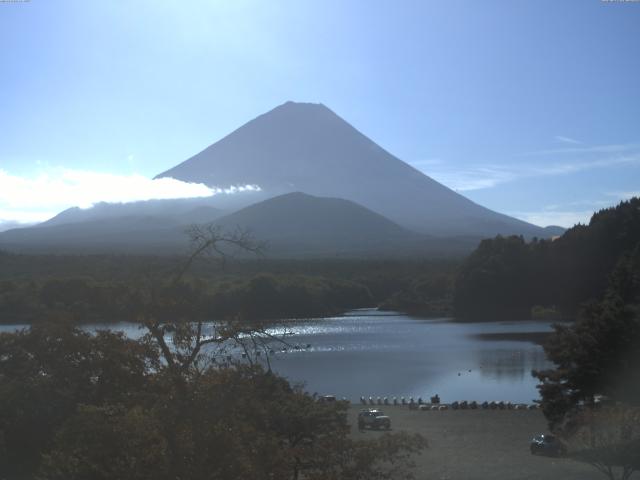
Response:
[526,209,640,478]
[453,197,640,320]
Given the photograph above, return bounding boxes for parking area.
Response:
[349,405,608,480]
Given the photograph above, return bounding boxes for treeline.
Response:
[0,249,461,323]
[535,245,640,426]
[0,278,131,323]
[453,198,640,320]
[205,274,372,319]
[378,272,454,317]
[0,274,373,324]
[530,233,640,478]
[0,251,456,287]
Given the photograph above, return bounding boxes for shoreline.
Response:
[472,331,553,346]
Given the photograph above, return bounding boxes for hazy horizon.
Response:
[1,1,639,229]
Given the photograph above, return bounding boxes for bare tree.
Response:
[132,223,301,384]
[177,224,266,281]
[135,224,268,384]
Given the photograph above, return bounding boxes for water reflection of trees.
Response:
[475,347,550,381]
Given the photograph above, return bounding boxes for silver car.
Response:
[358,409,391,430]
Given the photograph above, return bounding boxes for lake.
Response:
[0,308,555,403]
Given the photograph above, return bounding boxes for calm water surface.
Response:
[264,309,553,403]
[0,309,554,403]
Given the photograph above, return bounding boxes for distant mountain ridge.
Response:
[40,191,271,228]
[0,101,565,256]
[0,192,479,256]
[0,221,34,234]
[156,101,549,238]
[0,215,185,254]
[41,200,220,228]
[215,192,417,256]
[217,192,409,238]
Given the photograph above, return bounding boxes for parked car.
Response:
[358,409,391,430]
[319,395,336,403]
[530,434,567,456]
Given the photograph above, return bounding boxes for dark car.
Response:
[358,409,391,430]
[530,434,567,456]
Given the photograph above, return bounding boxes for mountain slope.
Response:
[0,193,478,256]
[38,195,253,228]
[0,215,188,254]
[212,192,476,256]
[215,192,411,252]
[156,101,546,237]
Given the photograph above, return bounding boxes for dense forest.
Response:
[0,251,458,324]
[535,245,640,424]
[0,273,371,324]
[377,273,454,317]
[453,198,640,320]
[529,237,640,478]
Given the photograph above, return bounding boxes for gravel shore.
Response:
[349,405,612,480]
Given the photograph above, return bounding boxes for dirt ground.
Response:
[349,405,627,480]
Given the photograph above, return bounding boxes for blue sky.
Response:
[1,0,639,227]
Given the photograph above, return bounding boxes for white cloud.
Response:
[421,165,518,191]
[508,192,640,228]
[508,210,593,228]
[607,190,640,201]
[0,167,260,225]
[0,219,37,233]
[543,199,611,211]
[415,149,640,192]
[555,135,581,145]
[530,153,640,176]
[523,143,638,156]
